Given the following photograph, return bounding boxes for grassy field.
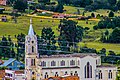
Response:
[79,42,120,54]
[0,5,119,54]
[64,6,120,16]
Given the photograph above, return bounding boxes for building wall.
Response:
[0,0,6,5]
[79,56,97,80]
[97,67,117,80]
[41,68,80,79]
[7,60,24,70]
[40,57,80,68]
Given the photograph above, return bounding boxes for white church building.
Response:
[25,19,117,80]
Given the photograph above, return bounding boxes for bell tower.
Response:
[25,18,41,80]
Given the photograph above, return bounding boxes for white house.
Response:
[25,19,117,80]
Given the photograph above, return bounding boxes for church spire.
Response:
[28,18,34,36]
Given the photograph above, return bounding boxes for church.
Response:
[25,19,117,80]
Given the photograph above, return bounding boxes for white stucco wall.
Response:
[80,56,97,80]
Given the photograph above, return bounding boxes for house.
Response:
[0,58,24,70]
[0,8,5,14]
[3,70,25,80]
[24,19,117,80]
[15,70,25,80]
[0,60,4,65]
[0,0,6,5]
[0,70,5,80]
[52,14,70,18]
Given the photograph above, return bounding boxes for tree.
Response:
[96,14,101,19]
[1,36,9,58]
[13,0,27,12]
[38,0,50,3]
[77,9,80,15]
[109,28,120,43]
[99,48,106,55]
[79,0,93,7]
[108,11,114,17]
[54,3,64,13]
[80,46,97,53]
[39,27,57,55]
[108,0,117,6]
[58,19,83,52]
[117,0,120,10]
[16,33,25,61]
[91,13,95,18]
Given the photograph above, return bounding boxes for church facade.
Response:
[25,19,117,80]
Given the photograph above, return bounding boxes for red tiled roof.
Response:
[0,60,4,64]
[0,70,5,78]
[15,70,24,74]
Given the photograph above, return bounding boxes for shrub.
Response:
[108,11,114,17]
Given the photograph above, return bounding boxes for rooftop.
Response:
[39,53,99,58]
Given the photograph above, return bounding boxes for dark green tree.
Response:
[109,28,120,43]
[91,13,95,18]
[13,0,27,12]
[99,48,106,55]
[108,0,117,6]
[1,36,9,58]
[108,11,114,17]
[54,3,64,13]
[77,9,80,15]
[39,27,57,55]
[58,19,83,52]
[80,46,97,53]
[16,33,25,61]
[117,0,120,10]
[38,0,50,3]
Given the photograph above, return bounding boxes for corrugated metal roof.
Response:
[0,58,15,66]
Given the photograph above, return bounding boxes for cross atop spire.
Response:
[28,18,34,36]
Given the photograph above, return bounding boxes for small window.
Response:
[98,70,102,79]
[70,60,75,65]
[51,61,56,66]
[32,46,34,53]
[61,60,65,66]
[108,70,112,79]
[65,71,68,75]
[32,41,34,43]
[32,72,35,75]
[41,61,46,67]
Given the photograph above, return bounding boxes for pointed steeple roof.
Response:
[28,18,34,36]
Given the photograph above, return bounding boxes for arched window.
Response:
[61,60,65,66]
[41,61,46,67]
[33,59,35,66]
[70,71,73,76]
[70,60,75,65]
[108,70,112,79]
[98,70,102,79]
[55,72,59,77]
[31,59,35,66]
[45,72,48,79]
[51,61,56,66]
[31,59,33,66]
[84,62,92,78]
[65,71,68,75]
[32,46,34,53]
[74,71,78,76]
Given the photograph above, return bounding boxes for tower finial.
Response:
[30,17,32,24]
[28,18,34,36]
